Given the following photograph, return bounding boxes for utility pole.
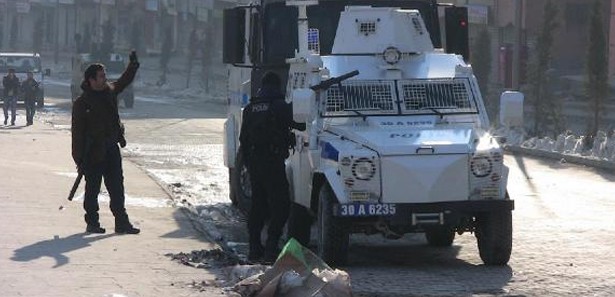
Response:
[54,0,59,64]
[511,0,522,90]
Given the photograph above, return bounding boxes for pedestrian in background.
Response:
[239,72,305,263]
[21,71,39,126]
[71,51,140,234]
[3,68,19,126]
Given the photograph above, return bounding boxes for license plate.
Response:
[336,203,397,217]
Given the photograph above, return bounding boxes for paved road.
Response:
[41,80,615,296]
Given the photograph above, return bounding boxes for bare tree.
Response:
[99,20,115,61]
[10,17,17,50]
[471,28,493,120]
[526,0,560,137]
[33,18,44,54]
[130,21,143,56]
[584,0,608,136]
[158,26,173,86]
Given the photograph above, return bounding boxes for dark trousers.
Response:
[24,98,35,124]
[83,143,129,227]
[247,155,290,251]
[3,95,16,124]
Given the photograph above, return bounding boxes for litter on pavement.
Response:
[231,238,352,297]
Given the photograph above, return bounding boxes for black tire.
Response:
[124,95,134,108]
[475,210,513,265]
[425,227,455,247]
[230,150,251,213]
[287,202,313,246]
[317,183,349,266]
[37,97,44,108]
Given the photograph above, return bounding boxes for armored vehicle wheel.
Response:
[475,210,512,265]
[317,183,349,266]
[287,203,313,246]
[425,227,455,247]
[230,150,252,214]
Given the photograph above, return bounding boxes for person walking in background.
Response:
[3,68,19,126]
[21,71,39,126]
[71,51,140,234]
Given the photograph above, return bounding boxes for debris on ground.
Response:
[230,238,352,297]
[166,248,244,268]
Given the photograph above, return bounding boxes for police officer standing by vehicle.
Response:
[239,72,305,263]
[21,71,39,126]
[71,51,140,234]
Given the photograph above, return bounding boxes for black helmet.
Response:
[261,71,281,88]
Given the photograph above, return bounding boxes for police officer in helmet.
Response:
[239,71,305,263]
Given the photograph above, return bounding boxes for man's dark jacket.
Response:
[21,78,39,100]
[3,75,20,97]
[71,63,138,166]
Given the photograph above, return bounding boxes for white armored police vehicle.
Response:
[223,0,523,266]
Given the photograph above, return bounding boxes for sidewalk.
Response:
[0,114,222,296]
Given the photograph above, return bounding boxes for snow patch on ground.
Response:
[494,127,615,162]
[71,191,173,208]
[55,171,78,178]
[124,143,229,206]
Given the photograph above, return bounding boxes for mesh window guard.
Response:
[323,80,397,116]
[399,79,476,113]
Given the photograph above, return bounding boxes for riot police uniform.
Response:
[239,72,305,262]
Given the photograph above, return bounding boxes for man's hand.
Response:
[119,137,127,148]
[129,50,139,68]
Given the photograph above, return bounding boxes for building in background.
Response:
[442,0,613,87]
[0,0,236,65]
[2,0,612,83]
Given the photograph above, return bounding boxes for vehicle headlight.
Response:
[470,155,492,178]
[382,46,401,65]
[352,157,376,180]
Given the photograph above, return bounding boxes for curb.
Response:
[126,158,243,259]
[505,145,615,171]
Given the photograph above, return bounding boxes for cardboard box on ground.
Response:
[232,239,352,297]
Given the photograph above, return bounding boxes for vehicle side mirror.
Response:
[499,91,524,127]
[223,8,246,64]
[445,6,469,62]
[292,88,315,123]
[44,68,51,76]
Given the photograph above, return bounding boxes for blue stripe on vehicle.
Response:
[320,141,339,161]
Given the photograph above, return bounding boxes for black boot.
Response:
[115,224,140,234]
[114,214,140,234]
[86,225,106,233]
[84,213,104,233]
